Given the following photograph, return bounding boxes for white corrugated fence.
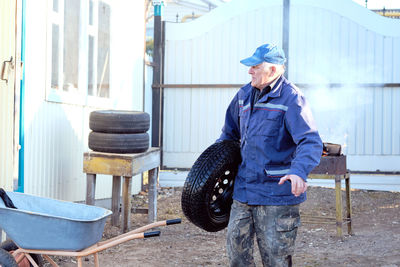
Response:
[162,0,400,172]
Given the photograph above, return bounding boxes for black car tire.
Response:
[181,140,241,232]
[89,110,150,133]
[0,240,44,267]
[88,132,149,153]
[0,248,18,267]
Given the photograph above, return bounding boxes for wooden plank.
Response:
[131,150,160,176]
[84,147,160,160]
[111,176,121,226]
[83,148,161,176]
[148,167,158,222]
[86,174,96,205]
[83,156,132,176]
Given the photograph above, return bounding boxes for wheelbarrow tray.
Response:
[0,191,112,251]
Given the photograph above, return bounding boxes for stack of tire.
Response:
[181,140,241,232]
[88,110,150,154]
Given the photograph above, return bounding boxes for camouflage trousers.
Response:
[227,200,301,267]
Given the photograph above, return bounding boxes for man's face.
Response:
[248,63,273,89]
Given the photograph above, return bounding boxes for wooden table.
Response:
[83,148,160,233]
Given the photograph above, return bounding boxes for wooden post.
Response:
[121,176,132,233]
[86,174,96,205]
[148,167,158,222]
[335,175,343,240]
[111,176,121,226]
[345,174,353,235]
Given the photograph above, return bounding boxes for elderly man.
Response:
[218,44,322,266]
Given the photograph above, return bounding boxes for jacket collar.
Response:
[257,75,285,102]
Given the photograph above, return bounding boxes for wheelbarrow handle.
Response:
[144,231,161,238]
[166,218,181,225]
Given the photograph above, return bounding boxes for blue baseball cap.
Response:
[240,44,286,66]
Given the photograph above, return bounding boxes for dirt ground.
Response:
[44,186,400,267]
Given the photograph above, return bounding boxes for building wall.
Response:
[23,0,146,201]
[0,0,16,191]
[163,0,400,172]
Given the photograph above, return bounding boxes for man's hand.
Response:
[278,174,308,197]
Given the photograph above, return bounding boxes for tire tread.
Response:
[181,140,241,232]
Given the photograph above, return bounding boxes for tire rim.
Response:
[208,168,235,219]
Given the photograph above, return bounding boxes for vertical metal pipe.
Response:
[152,5,163,148]
[160,20,165,167]
[282,0,290,79]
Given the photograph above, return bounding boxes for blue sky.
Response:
[352,0,400,9]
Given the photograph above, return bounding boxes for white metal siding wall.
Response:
[24,102,88,200]
[0,83,14,190]
[0,0,16,191]
[164,0,282,167]
[163,0,400,171]
[23,0,145,201]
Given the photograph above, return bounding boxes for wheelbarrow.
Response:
[0,191,181,267]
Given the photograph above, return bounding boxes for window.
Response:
[47,0,111,104]
[88,0,110,98]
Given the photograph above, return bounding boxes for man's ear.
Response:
[270,65,277,77]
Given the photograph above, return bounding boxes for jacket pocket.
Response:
[257,111,282,137]
[264,168,290,178]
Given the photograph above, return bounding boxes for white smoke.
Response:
[302,84,373,155]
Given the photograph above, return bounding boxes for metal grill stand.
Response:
[305,155,353,240]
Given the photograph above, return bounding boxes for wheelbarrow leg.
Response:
[24,253,39,267]
[94,253,99,267]
[42,255,59,267]
[77,256,83,267]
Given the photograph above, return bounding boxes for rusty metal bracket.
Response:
[1,56,14,84]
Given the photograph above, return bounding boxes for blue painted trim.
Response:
[154,5,162,16]
[17,0,26,193]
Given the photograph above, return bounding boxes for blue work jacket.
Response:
[218,76,322,205]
